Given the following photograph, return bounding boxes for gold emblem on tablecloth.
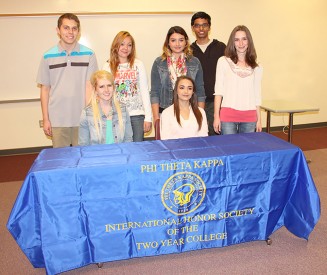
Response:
[161,172,206,216]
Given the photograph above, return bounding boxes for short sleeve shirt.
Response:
[36,42,98,127]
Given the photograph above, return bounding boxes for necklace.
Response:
[99,99,113,119]
[101,105,113,119]
[104,109,113,119]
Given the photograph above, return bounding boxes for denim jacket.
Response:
[150,56,206,109]
[79,101,133,146]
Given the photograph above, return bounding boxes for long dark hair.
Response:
[173,76,203,130]
[225,25,258,68]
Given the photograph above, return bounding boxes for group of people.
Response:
[37,11,262,148]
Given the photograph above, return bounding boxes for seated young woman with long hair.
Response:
[160,75,208,140]
[78,70,133,145]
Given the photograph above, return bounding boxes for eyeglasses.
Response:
[193,23,210,29]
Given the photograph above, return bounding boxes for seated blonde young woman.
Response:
[78,70,133,145]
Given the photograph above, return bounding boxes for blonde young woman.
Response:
[78,70,133,145]
[103,31,152,142]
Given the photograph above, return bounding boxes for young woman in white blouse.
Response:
[160,76,208,140]
[213,25,263,135]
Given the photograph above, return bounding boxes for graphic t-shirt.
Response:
[102,59,152,122]
[115,63,144,113]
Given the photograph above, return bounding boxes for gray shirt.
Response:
[36,42,98,127]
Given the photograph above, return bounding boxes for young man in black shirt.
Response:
[191,12,226,135]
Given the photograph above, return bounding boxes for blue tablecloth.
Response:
[7,133,320,275]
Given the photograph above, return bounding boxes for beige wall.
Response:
[0,0,326,149]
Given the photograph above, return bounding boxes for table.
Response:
[260,100,319,143]
[7,133,320,275]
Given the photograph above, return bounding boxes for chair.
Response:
[154,119,160,140]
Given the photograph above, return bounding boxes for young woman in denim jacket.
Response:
[78,70,133,145]
[150,26,206,124]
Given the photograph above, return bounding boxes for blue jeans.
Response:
[221,122,256,135]
[130,115,145,142]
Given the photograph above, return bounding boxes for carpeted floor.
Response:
[0,153,38,182]
[270,127,327,151]
[0,149,326,274]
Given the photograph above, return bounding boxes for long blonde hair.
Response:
[88,70,124,142]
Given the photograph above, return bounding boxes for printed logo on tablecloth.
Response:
[161,172,206,215]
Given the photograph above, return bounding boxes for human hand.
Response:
[213,117,221,134]
[256,121,262,132]
[144,121,152,133]
[43,120,52,136]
